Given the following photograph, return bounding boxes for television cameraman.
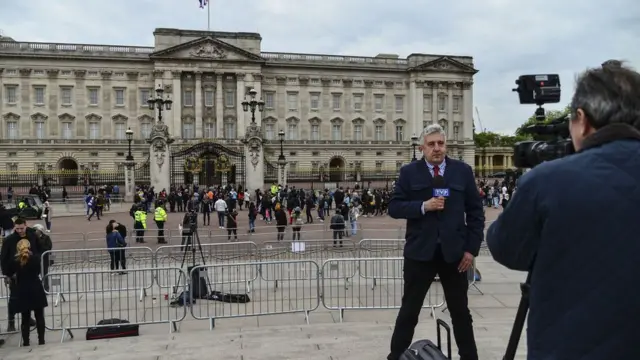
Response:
[487,60,640,359]
[180,208,198,250]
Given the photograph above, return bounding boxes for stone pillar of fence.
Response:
[243,122,265,191]
[148,122,173,193]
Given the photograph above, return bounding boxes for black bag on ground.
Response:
[207,290,251,303]
[400,319,451,360]
[188,265,209,299]
[86,318,139,341]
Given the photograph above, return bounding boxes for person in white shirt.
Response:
[214,198,228,229]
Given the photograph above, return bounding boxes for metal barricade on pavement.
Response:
[320,258,445,322]
[43,267,187,343]
[358,239,405,288]
[189,260,320,330]
[154,242,260,294]
[259,240,358,292]
[46,232,87,250]
[43,246,155,306]
[0,276,20,336]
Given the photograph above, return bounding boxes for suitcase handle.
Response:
[436,319,452,359]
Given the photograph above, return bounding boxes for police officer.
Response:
[133,205,147,243]
[154,200,168,244]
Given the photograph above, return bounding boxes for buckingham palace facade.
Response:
[0,28,477,188]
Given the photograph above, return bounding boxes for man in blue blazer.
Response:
[387,124,484,360]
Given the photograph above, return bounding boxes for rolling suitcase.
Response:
[400,319,452,360]
[86,318,139,340]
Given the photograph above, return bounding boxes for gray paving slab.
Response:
[0,254,529,360]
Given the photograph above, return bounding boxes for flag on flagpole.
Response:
[199,0,208,8]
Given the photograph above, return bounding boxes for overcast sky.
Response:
[1,0,638,134]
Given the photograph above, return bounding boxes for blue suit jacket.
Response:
[389,157,484,263]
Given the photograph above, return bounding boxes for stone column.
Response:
[277,160,288,186]
[124,160,136,202]
[252,73,263,127]
[414,81,424,134]
[215,72,224,138]
[462,81,474,140]
[408,80,419,134]
[195,71,203,138]
[236,73,246,138]
[243,123,265,192]
[148,123,173,193]
[171,71,182,138]
[447,83,454,140]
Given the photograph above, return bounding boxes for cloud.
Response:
[2,0,638,134]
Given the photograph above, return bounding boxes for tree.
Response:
[473,131,528,148]
[515,105,571,137]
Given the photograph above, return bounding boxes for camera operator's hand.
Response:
[458,252,474,273]
[423,197,445,212]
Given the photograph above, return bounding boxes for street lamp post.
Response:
[277,129,287,185]
[241,88,265,125]
[124,128,136,203]
[411,133,419,161]
[147,84,173,123]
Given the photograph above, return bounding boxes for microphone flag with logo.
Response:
[432,175,450,198]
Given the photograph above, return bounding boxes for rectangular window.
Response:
[332,94,341,110]
[62,122,73,139]
[374,95,384,111]
[287,123,298,140]
[225,90,235,107]
[140,89,150,107]
[204,90,214,107]
[204,122,215,138]
[5,85,17,104]
[61,87,72,105]
[395,96,404,112]
[7,121,18,140]
[375,125,384,141]
[311,124,320,140]
[265,92,275,109]
[265,124,275,140]
[287,93,298,111]
[438,95,447,112]
[331,124,342,141]
[353,94,363,111]
[395,125,404,141]
[34,87,45,105]
[140,122,152,139]
[182,122,195,139]
[353,125,363,141]
[423,95,432,112]
[453,96,461,112]
[184,90,194,107]
[224,122,236,139]
[115,89,125,106]
[310,93,320,110]
[114,123,126,140]
[88,88,99,106]
[35,121,45,139]
[88,122,100,139]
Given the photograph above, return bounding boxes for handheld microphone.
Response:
[432,175,450,198]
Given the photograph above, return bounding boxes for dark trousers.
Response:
[203,212,211,226]
[332,230,343,246]
[108,250,126,270]
[155,220,165,243]
[22,307,45,345]
[388,248,478,360]
[217,212,224,227]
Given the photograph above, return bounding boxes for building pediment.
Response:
[150,36,265,63]
[409,57,477,74]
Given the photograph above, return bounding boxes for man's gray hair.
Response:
[571,59,640,129]
[31,223,45,233]
[420,123,446,140]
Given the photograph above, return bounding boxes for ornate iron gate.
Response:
[171,142,245,187]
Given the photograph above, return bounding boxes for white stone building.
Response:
[0,28,477,188]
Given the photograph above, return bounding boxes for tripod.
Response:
[174,214,211,297]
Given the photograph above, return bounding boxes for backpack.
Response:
[295,216,304,226]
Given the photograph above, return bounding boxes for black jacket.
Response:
[1,228,43,278]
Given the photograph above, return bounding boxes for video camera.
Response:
[182,209,198,234]
[512,74,575,168]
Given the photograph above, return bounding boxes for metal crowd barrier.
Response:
[42,247,155,306]
[321,258,445,321]
[189,260,320,329]
[0,276,21,336]
[43,267,187,343]
[155,242,260,294]
[259,240,358,291]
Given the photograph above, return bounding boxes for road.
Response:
[25,206,502,250]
